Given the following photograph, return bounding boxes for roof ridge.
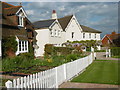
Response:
[33,19,56,23]
[4,6,22,9]
[58,14,73,19]
[2,2,15,7]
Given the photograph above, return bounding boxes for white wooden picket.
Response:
[5,52,95,89]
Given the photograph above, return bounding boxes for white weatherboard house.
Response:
[33,10,101,57]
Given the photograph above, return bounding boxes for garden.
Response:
[1,39,101,75]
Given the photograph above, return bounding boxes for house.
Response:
[102,31,120,47]
[1,2,35,57]
[33,10,101,57]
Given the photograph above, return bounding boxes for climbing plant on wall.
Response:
[2,36,18,58]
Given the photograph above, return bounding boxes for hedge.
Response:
[111,47,120,56]
[44,44,74,57]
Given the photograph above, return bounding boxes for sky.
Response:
[8,2,118,38]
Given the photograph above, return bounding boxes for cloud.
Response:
[26,10,34,15]
[19,2,118,37]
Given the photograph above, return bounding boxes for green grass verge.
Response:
[112,56,120,58]
[71,60,119,85]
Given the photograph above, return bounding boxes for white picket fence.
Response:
[5,53,95,88]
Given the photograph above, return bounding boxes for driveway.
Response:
[96,52,120,60]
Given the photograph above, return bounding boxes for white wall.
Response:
[49,22,65,46]
[35,29,50,57]
[65,17,83,42]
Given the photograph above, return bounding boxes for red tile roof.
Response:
[106,32,120,43]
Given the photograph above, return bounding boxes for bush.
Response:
[111,47,120,56]
[66,54,78,62]
[19,53,34,59]
[2,36,18,57]
[53,47,74,56]
[44,44,54,57]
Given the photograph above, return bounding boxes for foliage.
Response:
[113,36,120,47]
[65,54,78,62]
[62,40,102,51]
[2,36,18,57]
[53,47,74,56]
[111,47,120,56]
[19,53,34,59]
[95,50,106,52]
[44,44,54,57]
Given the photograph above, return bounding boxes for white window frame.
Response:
[95,34,96,38]
[55,29,57,37]
[18,40,28,53]
[72,32,74,39]
[51,30,54,37]
[18,16,24,27]
[89,33,91,38]
[83,33,85,38]
[58,30,61,37]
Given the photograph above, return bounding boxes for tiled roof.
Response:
[33,19,56,29]
[4,6,22,15]
[106,33,120,42]
[1,2,15,8]
[80,25,102,33]
[58,15,73,31]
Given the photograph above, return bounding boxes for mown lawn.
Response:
[71,60,119,85]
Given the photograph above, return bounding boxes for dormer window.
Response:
[18,16,24,27]
[17,9,26,27]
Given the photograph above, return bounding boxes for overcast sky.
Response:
[8,2,118,38]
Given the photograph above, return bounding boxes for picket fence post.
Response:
[5,80,12,88]
[55,67,58,88]
[63,64,67,81]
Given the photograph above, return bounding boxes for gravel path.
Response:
[59,82,119,88]
[0,75,20,79]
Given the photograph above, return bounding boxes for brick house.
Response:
[1,2,35,57]
[102,31,120,47]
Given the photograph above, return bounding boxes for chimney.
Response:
[111,31,116,35]
[52,10,57,19]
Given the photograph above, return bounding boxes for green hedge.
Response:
[111,47,120,56]
[44,44,74,57]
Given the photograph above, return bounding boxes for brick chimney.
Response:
[111,31,116,35]
[52,10,57,19]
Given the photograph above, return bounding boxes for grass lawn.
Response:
[71,60,119,85]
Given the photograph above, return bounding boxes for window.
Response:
[19,41,21,51]
[89,33,91,38]
[18,16,24,27]
[55,30,57,36]
[83,33,85,38]
[58,30,61,37]
[18,40,28,52]
[50,30,54,37]
[95,34,96,38]
[72,32,74,38]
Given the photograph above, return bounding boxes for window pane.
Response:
[19,41,21,51]
[22,41,24,51]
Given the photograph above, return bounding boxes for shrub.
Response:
[19,53,34,59]
[2,36,18,58]
[44,44,54,57]
[66,54,78,62]
[111,47,120,56]
[53,47,74,55]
